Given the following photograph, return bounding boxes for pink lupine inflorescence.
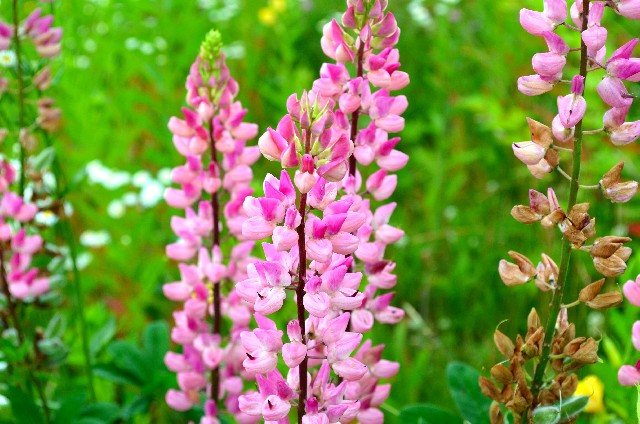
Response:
[491,0,640,418]
[163,31,260,422]
[620,276,640,386]
[238,1,407,422]
[0,8,62,59]
[0,160,48,300]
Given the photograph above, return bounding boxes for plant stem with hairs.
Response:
[530,0,589,401]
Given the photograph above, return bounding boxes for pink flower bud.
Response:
[351,309,374,332]
[178,371,207,391]
[166,389,194,411]
[272,226,299,251]
[164,352,190,372]
[332,358,368,381]
[582,26,607,56]
[610,121,640,145]
[615,0,640,19]
[633,321,640,352]
[243,350,279,375]
[597,77,633,108]
[282,342,307,368]
[557,76,586,128]
[517,74,556,96]
[618,363,640,386]
[262,395,291,421]
[623,276,640,307]
[258,128,287,161]
[532,52,566,77]
[520,9,554,35]
[512,141,546,165]
[552,115,574,142]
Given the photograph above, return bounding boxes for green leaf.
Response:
[7,386,44,424]
[90,318,116,358]
[142,321,169,367]
[557,396,589,420]
[31,147,56,171]
[107,340,149,383]
[79,402,121,423]
[532,396,589,424]
[532,406,560,424]
[44,313,67,339]
[93,363,142,386]
[399,404,463,424]
[121,395,152,420]
[446,361,492,424]
[53,392,86,424]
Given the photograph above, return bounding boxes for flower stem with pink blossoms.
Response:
[208,111,223,404]
[12,0,26,196]
[295,131,312,423]
[348,42,365,178]
[531,0,589,401]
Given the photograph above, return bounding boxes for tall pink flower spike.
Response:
[163,31,261,423]
[511,0,640,399]
[238,1,407,422]
[620,276,640,386]
[0,160,49,301]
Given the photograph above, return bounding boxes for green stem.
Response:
[40,130,96,401]
[530,0,589,402]
[12,0,26,197]
[62,216,96,401]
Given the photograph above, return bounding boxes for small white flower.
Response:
[0,51,16,68]
[107,200,125,219]
[140,180,164,207]
[80,230,111,248]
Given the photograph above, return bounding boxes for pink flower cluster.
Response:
[0,8,62,58]
[0,160,48,299]
[515,0,640,176]
[237,1,407,422]
[162,45,261,422]
[619,276,640,385]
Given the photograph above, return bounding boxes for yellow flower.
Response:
[574,375,605,413]
[258,0,287,26]
[258,7,276,26]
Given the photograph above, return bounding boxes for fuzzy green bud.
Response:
[200,29,224,65]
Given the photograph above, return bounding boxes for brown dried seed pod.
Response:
[494,329,515,358]
[511,205,541,224]
[490,364,513,385]
[490,401,504,424]
[563,337,586,357]
[560,373,578,398]
[578,279,605,302]
[479,376,502,402]
[570,338,599,364]
[527,117,553,148]
[527,308,541,330]
[585,292,623,310]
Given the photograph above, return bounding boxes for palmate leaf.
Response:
[142,321,169,369]
[446,361,492,424]
[53,392,86,424]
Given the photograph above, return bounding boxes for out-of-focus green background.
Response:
[7,0,640,422]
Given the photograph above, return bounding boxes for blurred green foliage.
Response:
[2,0,640,422]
